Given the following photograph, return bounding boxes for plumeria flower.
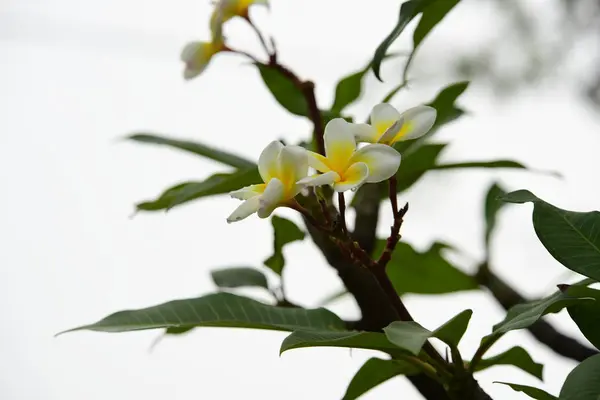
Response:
[227,141,308,223]
[180,37,226,80]
[355,103,437,146]
[298,118,402,192]
[211,0,270,40]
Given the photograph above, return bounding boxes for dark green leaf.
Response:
[413,1,460,50]
[126,133,255,169]
[568,288,600,350]
[342,358,420,400]
[58,292,345,335]
[501,190,600,281]
[264,216,305,275]
[473,346,543,380]
[384,309,472,355]
[484,183,509,250]
[280,330,398,354]
[559,353,600,400]
[395,143,447,192]
[211,267,269,290]
[372,0,435,81]
[495,382,557,400]
[136,168,261,212]
[380,241,478,295]
[256,63,308,116]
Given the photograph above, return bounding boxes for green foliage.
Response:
[384,309,472,354]
[256,63,308,116]
[472,346,543,380]
[484,182,508,251]
[502,190,600,281]
[280,330,397,354]
[568,293,600,350]
[59,292,345,335]
[559,354,600,399]
[264,216,305,275]
[342,358,420,400]
[211,267,269,290]
[412,1,460,50]
[127,133,255,169]
[395,143,447,192]
[495,382,557,400]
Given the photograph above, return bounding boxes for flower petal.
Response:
[377,118,405,145]
[277,145,308,188]
[297,171,339,187]
[349,123,379,143]
[370,103,402,135]
[324,118,356,172]
[395,105,437,142]
[181,42,213,80]
[307,151,331,173]
[258,141,284,182]
[258,178,285,218]
[334,162,369,192]
[350,144,401,183]
[229,184,266,200]
[227,196,260,223]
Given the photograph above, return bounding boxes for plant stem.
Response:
[245,16,272,56]
[469,335,501,373]
[396,354,442,382]
[337,192,347,233]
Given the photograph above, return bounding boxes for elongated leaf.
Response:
[495,382,557,400]
[382,241,478,295]
[413,1,460,50]
[559,353,600,400]
[136,168,261,212]
[395,143,447,192]
[372,0,435,81]
[256,63,308,116]
[342,358,419,400]
[264,216,305,275]
[384,309,472,355]
[473,346,543,380]
[280,330,397,354]
[502,190,600,281]
[568,298,600,350]
[484,182,509,250]
[59,292,346,335]
[211,267,269,290]
[127,133,255,169]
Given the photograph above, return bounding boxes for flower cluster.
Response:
[227,103,436,223]
[181,0,269,80]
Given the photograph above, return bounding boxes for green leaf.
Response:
[384,309,472,355]
[280,330,398,355]
[568,290,600,350]
[559,353,600,400]
[256,63,308,116]
[472,346,543,380]
[126,133,255,169]
[413,1,460,50]
[501,190,600,281]
[58,292,346,335]
[264,216,305,275]
[495,382,557,400]
[484,182,509,250]
[342,358,420,400]
[395,143,447,192]
[317,288,350,306]
[136,168,261,212]
[210,267,269,290]
[372,0,435,81]
[381,241,478,295]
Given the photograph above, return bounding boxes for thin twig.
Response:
[338,192,347,233]
[245,16,272,56]
[377,202,408,269]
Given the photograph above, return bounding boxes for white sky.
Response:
[2,1,600,399]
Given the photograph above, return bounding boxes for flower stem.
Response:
[245,16,272,57]
[337,192,347,233]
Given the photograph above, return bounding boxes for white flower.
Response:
[211,0,270,40]
[298,118,402,192]
[227,141,308,223]
[180,38,225,80]
[354,104,437,145]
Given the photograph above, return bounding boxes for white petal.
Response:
[334,162,369,192]
[349,123,379,143]
[397,106,437,141]
[181,42,212,80]
[258,141,284,182]
[370,103,402,126]
[377,118,405,145]
[278,145,308,185]
[350,144,401,183]
[306,151,331,173]
[227,196,260,223]
[297,171,339,187]
[324,118,356,172]
[258,178,285,218]
[229,184,265,200]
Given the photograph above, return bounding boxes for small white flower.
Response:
[180,38,225,80]
[211,0,270,40]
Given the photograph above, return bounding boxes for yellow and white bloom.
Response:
[355,103,437,146]
[227,141,308,223]
[180,38,225,80]
[298,118,402,192]
[211,0,270,39]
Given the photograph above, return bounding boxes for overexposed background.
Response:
[2,0,600,399]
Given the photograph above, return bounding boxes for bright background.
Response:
[2,0,600,399]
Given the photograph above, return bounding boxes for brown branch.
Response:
[337,192,347,233]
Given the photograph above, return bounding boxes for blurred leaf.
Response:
[395,143,447,192]
[342,358,420,400]
[384,309,472,355]
[58,292,345,335]
[502,190,600,281]
[413,0,460,50]
[472,346,543,380]
[559,353,600,399]
[280,330,397,354]
[495,382,557,400]
[379,241,478,295]
[211,267,269,290]
[431,160,526,170]
[568,294,600,350]
[372,0,435,81]
[127,133,255,169]
[136,168,261,212]
[317,288,350,306]
[264,216,305,275]
[256,63,308,116]
[484,182,509,251]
